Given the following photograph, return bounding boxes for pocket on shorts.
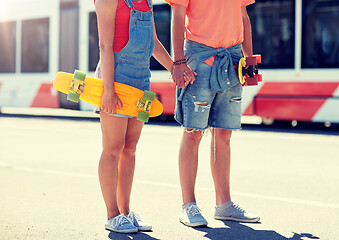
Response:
[229,82,243,103]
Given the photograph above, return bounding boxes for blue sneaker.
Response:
[179,202,208,227]
[105,214,138,233]
[127,211,152,231]
[214,200,260,223]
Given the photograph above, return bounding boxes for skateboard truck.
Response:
[67,70,87,103]
[238,55,262,86]
[137,98,152,113]
[136,90,156,123]
[69,78,85,93]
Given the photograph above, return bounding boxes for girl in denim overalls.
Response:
[95,0,172,233]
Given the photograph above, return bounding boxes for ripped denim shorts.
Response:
[174,62,243,130]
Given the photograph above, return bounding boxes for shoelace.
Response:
[232,203,245,213]
[187,205,202,217]
[115,214,130,226]
[129,212,141,222]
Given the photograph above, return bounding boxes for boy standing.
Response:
[167,0,260,227]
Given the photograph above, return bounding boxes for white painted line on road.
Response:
[0,163,12,168]
[2,163,339,210]
[0,164,97,179]
[136,180,339,209]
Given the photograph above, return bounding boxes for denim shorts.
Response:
[175,62,243,130]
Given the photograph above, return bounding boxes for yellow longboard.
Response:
[53,71,163,122]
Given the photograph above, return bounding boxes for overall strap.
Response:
[123,0,134,8]
[146,0,153,9]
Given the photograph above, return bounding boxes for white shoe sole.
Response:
[179,219,208,227]
[214,216,260,223]
[105,226,138,233]
[137,226,152,231]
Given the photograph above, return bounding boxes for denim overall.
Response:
[95,0,155,91]
[94,0,155,115]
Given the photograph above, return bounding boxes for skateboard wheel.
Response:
[255,74,262,82]
[238,58,246,84]
[246,56,257,66]
[246,77,258,86]
[67,91,80,103]
[254,55,262,64]
[73,70,86,81]
[137,111,150,122]
[143,91,156,101]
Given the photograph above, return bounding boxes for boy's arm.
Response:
[171,4,195,88]
[172,4,186,62]
[241,6,253,57]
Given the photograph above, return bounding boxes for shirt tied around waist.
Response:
[177,40,243,101]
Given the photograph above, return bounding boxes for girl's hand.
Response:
[172,64,196,88]
[100,91,123,115]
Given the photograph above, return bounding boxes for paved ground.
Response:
[0,114,338,240]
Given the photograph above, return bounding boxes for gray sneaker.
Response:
[179,202,208,227]
[105,214,138,233]
[214,200,260,223]
[127,211,152,231]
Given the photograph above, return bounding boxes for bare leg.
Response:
[210,128,232,205]
[117,117,144,215]
[179,129,204,205]
[98,112,128,219]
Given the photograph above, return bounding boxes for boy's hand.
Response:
[172,64,196,88]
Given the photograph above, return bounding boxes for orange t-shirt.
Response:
[165,0,255,49]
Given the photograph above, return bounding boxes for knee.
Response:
[213,129,232,143]
[122,137,138,157]
[184,129,204,143]
[102,142,125,161]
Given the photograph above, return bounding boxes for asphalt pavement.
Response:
[0,113,338,240]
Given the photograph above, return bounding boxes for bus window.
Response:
[59,4,79,73]
[0,21,16,73]
[302,0,339,68]
[247,0,295,69]
[150,4,171,70]
[88,12,99,72]
[21,18,49,73]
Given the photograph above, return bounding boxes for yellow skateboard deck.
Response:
[53,71,163,122]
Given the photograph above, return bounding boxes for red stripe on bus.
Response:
[255,97,327,121]
[257,82,339,97]
[243,101,254,115]
[31,83,59,108]
[150,82,176,115]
